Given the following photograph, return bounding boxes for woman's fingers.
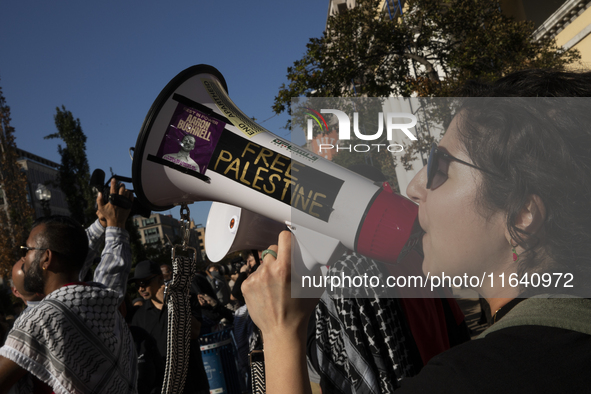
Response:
[243,231,318,339]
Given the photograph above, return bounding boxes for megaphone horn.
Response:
[132,65,417,269]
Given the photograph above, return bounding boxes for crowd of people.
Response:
[0,178,261,393]
[1,69,591,394]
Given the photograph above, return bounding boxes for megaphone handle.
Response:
[290,235,321,275]
[289,233,326,300]
[287,224,346,272]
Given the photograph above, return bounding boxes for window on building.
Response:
[142,217,157,226]
[144,228,159,236]
[145,235,161,245]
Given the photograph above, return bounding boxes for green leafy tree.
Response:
[0,84,34,275]
[275,0,580,169]
[45,106,95,226]
[293,96,402,188]
[331,143,400,190]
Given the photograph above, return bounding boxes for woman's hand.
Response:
[242,231,318,340]
[241,230,317,394]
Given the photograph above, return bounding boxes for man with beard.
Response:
[0,179,138,394]
[9,180,128,311]
[11,261,44,310]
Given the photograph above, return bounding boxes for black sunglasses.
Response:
[426,143,497,190]
[20,246,48,258]
[138,275,158,288]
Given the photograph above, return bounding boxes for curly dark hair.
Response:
[455,69,591,294]
[31,215,89,272]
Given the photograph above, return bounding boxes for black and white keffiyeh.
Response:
[0,284,138,394]
[313,253,423,394]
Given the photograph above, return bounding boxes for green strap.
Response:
[478,295,591,338]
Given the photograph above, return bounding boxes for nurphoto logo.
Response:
[306,108,417,154]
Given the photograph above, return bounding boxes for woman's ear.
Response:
[514,194,546,235]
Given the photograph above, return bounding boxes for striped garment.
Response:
[312,253,421,394]
[1,220,136,393]
[1,284,138,394]
[81,220,132,302]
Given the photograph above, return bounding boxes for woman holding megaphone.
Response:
[242,69,591,394]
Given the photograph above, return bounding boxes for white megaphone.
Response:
[132,65,418,270]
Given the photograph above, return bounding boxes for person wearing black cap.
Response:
[130,260,209,394]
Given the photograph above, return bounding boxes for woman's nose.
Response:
[406,165,428,204]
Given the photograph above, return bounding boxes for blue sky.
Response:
[0,1,328,225]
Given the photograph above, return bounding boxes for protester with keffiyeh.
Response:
[0,179,138,394]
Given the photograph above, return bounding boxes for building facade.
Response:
[134,213,182,247]
[533,0,591,68]
[133,213,206,260]
[16,148,70,218]
[191,223,206,261]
